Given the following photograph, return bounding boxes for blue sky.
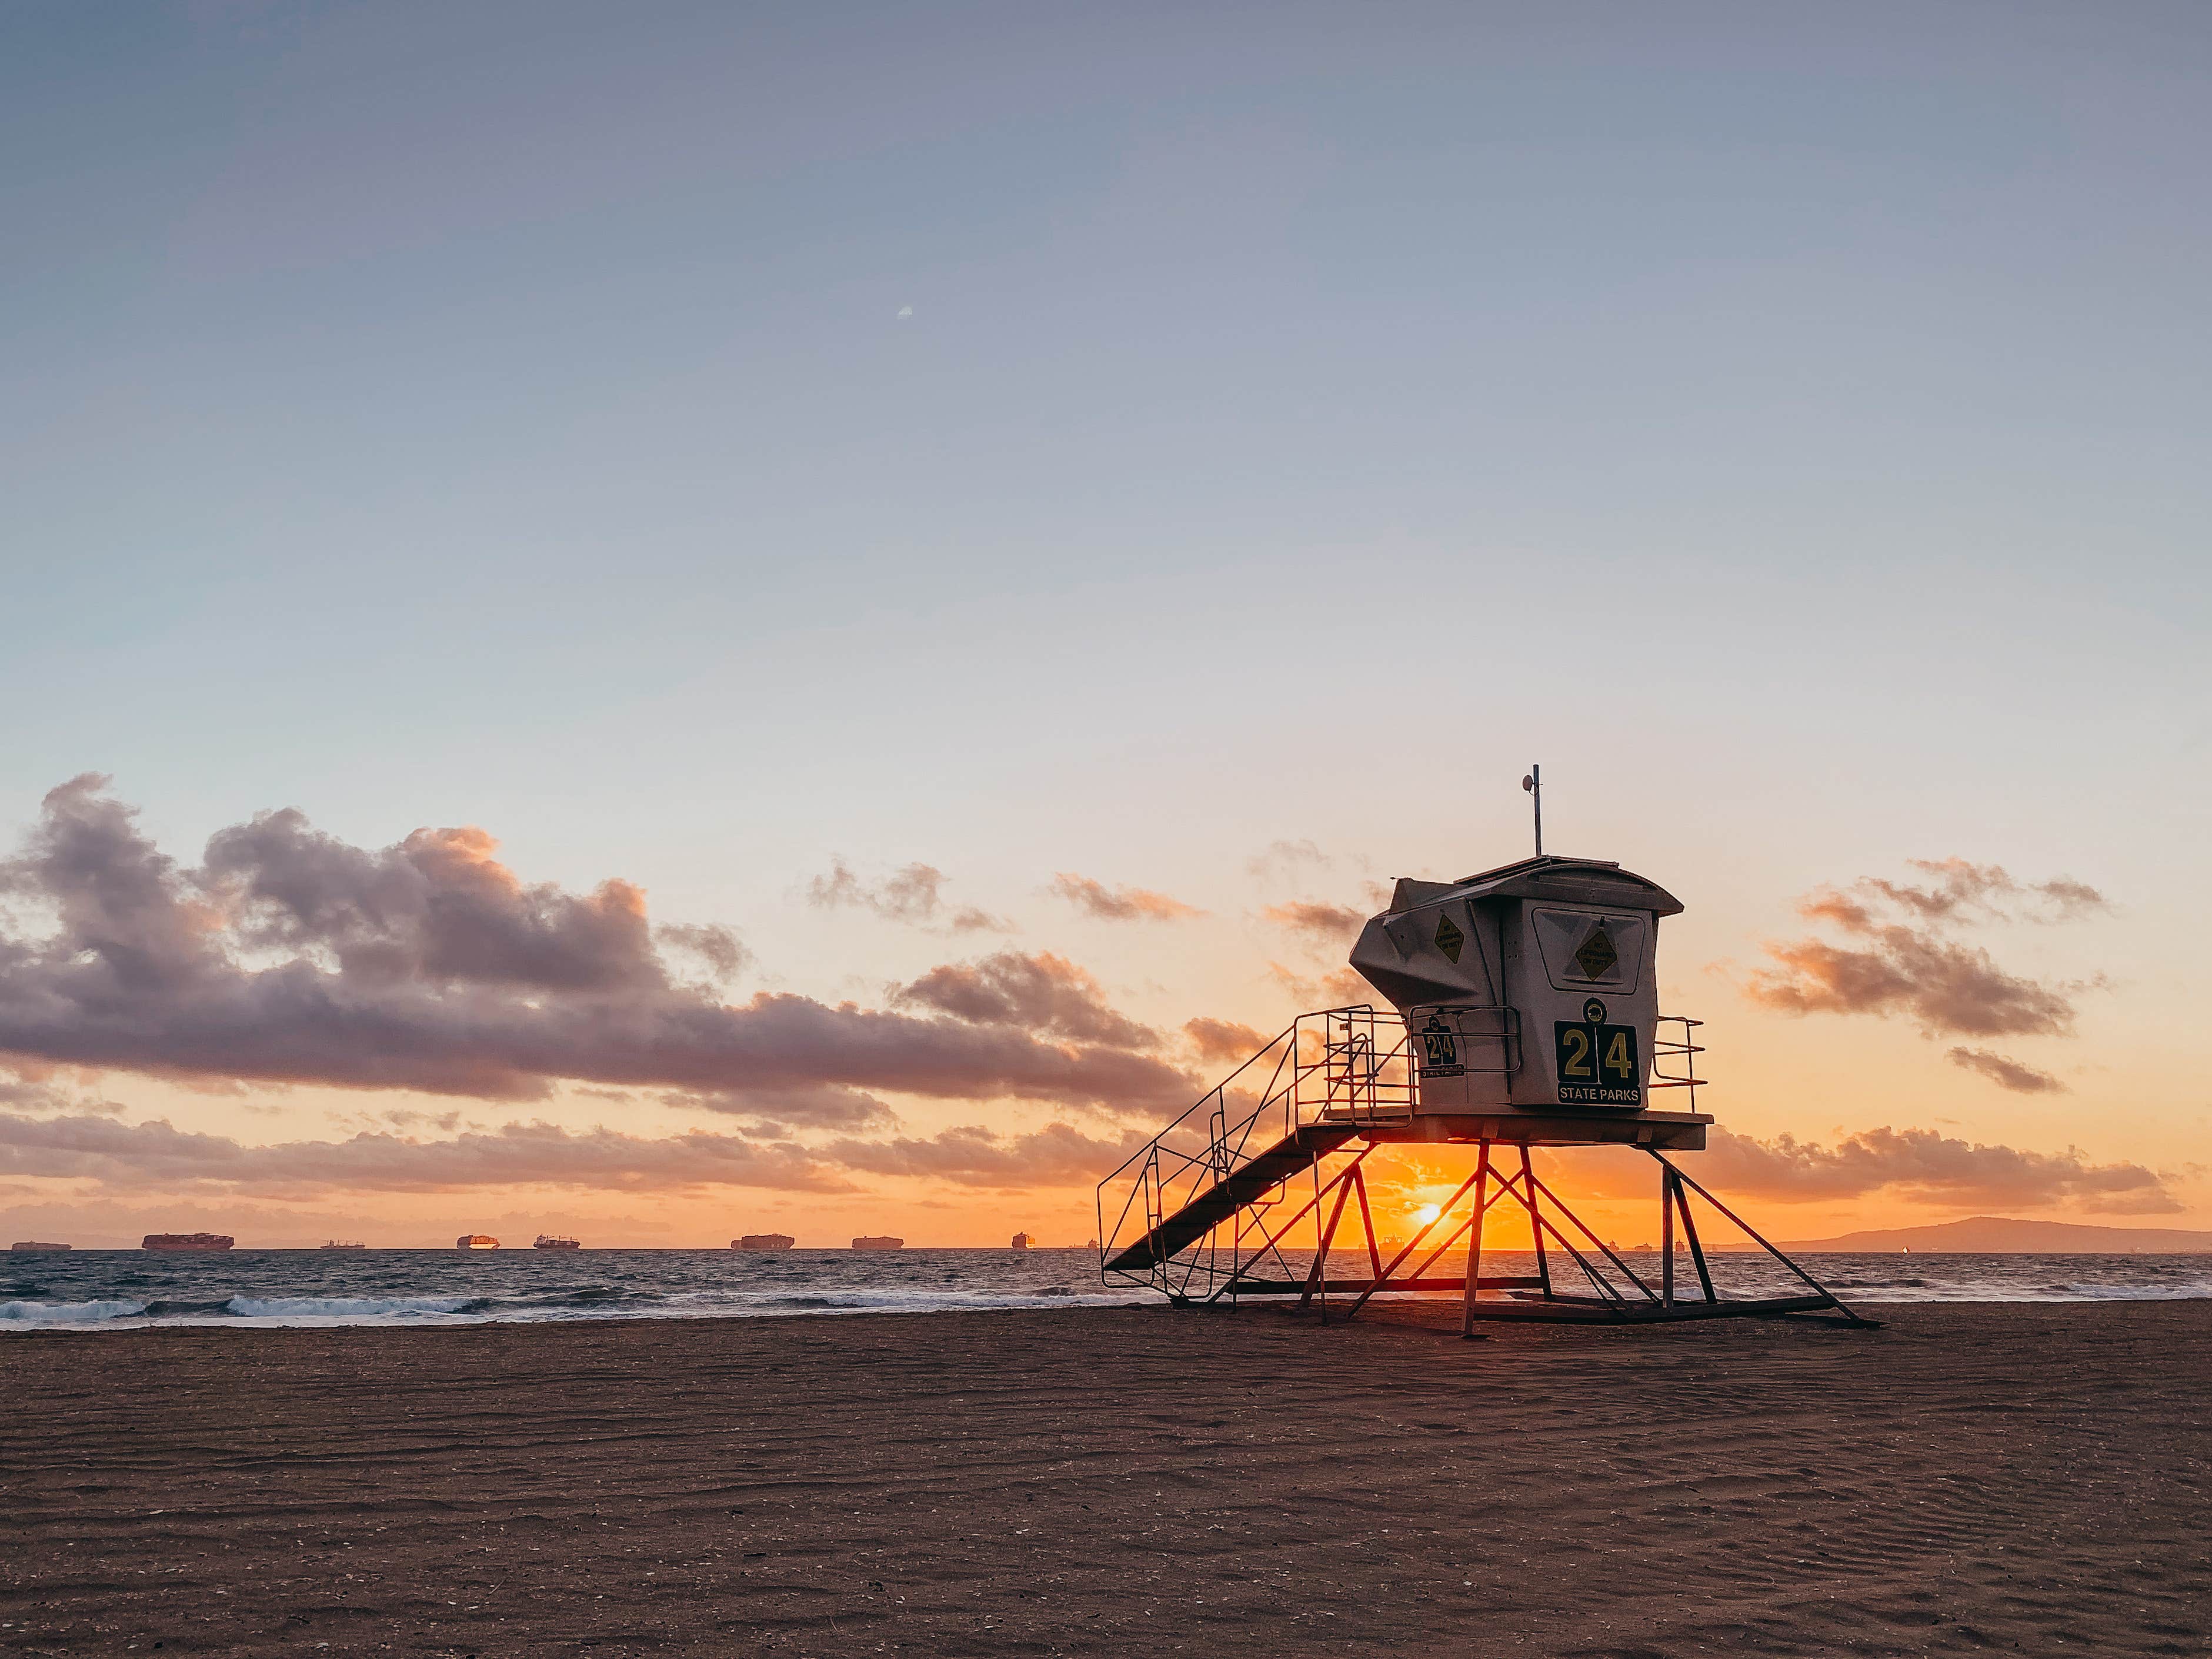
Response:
[2,2,2206,1243]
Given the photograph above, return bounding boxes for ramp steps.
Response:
[1104,1121,1363,1273]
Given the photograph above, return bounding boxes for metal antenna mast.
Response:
[1522,763,1542,856]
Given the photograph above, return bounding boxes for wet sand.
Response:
[3,1301,2208,1657]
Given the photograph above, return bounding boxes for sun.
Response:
[1412,1203,1442,1226]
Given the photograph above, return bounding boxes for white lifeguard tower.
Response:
[1097,797,1869,1331]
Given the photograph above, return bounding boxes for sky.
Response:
[2,1,2208,1249]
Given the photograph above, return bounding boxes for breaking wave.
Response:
[0,1298,148,1325]
[6,1247,2210,1332]
[225,1294,484,1320]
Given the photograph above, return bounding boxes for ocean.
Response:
[5,1246,2212,1331]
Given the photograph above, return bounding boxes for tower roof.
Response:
[1388,854,1682,917]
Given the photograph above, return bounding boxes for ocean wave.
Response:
[489,1285,660,1310]
[224,1294,483,1319]
[0,1298,148,1326]
[2052,1280,2212,1301]
[1833,1280,2212,1304]
[693,1287,1157,1317]
[1823,1283,1929,1300]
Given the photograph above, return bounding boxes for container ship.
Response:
[533,1234,582,1250]
[143,1233,234,1251]
[732,1233,795,1251]
[456,1234,500,1250]
[850,1236,905,1251]
[9,1241,70,1253]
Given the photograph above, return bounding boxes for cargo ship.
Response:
[456,1234,499,1250]
[143,1233,234,1251]
[1010,1231,1033,1250]
[732,1233,795,1251]
[9,1241,70,1253]
[850,1236,904,1251]
[319,1240,366,1250]
[533,1234,582,1250]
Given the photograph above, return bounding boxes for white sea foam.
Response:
[680,1287,1158,1318]
[0,1299,148,1326]
[9,1249,2210,1333]
[224,1294,480,1320]
[2050,1280,2212,1301]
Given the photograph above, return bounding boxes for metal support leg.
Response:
[1353,1168,1383,1279]
[1674,1171,1717,1303]
[1300,1169,1360,1315]
[1344,1160,1487,1321]
[1520,1145,1552,1300]
[1661,1163,1676,1307]
[1460,1143,1493,1339]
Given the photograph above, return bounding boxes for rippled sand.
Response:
[3,1301,2208,1655]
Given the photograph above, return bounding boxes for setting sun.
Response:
[1412,1204,1443,1226]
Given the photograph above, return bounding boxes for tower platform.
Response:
[1097,1003,1871,1331]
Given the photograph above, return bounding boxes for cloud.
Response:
[1746,934,2077,1036]
[1183,1016,1269,1064]
[1047,873,1204,922]
[1268,963,1371,1010]
[1262,900,1366,942]
[0,779,1192,1119]
[660,1082,895,1133]
[655,923,749,982]
[200,809,665,992]
[1837,859,2108,926]
[1743,859,2102,1037]
[1946,1047,2068,1095]
[1246,839,1330,880]
[806,859,1006,932]
[826,1122,1147,1190]
[0,1111,856,1195]
[893,952,1157,1051]
[1674,1125,2176,1214]
[0,1064,129,1118]
[0,1107,1161,1204]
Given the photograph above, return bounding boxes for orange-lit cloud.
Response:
[1268,962,1370,1010]
[1047,872,1205,922]
[893,952,1158,1051]
[1260,900,1366,942]
[1946,1047,2067,1094]
[826,1122,1147,1189]
[1744,859,2104,1037]
[1182,1016,1268,1064]
[806,857,1008,933]
[0,1111,856,1194]
[1558,1124,2177,1215]
[0,778,1192,1119]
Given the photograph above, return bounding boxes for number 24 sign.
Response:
[1554,1018,1641,1106]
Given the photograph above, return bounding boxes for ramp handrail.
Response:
[1097,1005,1418,1297]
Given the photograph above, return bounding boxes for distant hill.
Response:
[1782,1216,2212,1254]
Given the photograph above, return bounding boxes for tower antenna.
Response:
[1522,763,1543,857]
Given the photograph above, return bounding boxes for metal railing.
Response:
[1095,1004,1416,1300]
[1099,1004,1708,1299]
[1647,1016,1706,1110]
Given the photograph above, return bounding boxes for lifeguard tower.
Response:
[1097,805,1868,1331]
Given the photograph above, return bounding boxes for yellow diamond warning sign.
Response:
[1433,913,1464,963]
[1572,923,1619,980]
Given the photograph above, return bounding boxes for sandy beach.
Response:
[4,1301,2208,1657]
